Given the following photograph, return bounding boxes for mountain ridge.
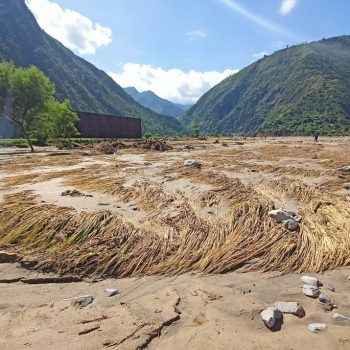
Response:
[124,87,192,118]
[0,0,184,136]
[181,36,350,135]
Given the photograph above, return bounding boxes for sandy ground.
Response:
[1,263,350,350]
[1,137,350,349]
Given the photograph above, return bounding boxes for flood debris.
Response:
[61,189,93,198]
[96,140,128,154]
[308,323,327,333]
[133,139,173,152]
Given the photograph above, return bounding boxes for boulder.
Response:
[283,219,300,232]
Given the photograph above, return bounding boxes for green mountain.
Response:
[124,87,192,118]
[181,36,350,135]
[0,0,184,136]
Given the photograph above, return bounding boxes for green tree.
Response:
[0,62,78,151]
[33,100,79,146]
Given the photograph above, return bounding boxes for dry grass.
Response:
[1,137,350,278]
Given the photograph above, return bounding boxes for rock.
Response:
[73,296,94,308]
[301,275,320,287]
[268,209,296,223]
[336,166,350,173]
[343,183,350,190]
[260,307,283,329]
[105,288,119,297]
[184,159,202,169]
[322,302,335,312]
[303,285,320,298]
[273,301,305,318]
[308,323,327,333]
[283,219,300,232]
[319,294,332,304]
[332,313,350,321]
[0,251,18,263]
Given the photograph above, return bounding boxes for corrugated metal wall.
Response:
[76,112,142,139]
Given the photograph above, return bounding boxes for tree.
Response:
[0,62,78,151]
[32,100,79,146]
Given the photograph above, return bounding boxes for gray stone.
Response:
[343,183,350,190]
[303,284,320,298]
[319,294,331,304]
[260,307,283,329]
[273,301,305,318]
[283,219,300,232]
[336,166,350,173]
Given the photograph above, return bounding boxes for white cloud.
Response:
[253,51,269,59]
[186,30,207,40]
[25,0,112,55]
[109,63,238,104]
[279,0,297,15]
[218,0,301,40]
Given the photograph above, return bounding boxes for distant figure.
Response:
[313,132,319,143]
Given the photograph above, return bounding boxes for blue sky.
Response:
[26,0,350,104]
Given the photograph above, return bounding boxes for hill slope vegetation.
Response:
[182,36,350,135]
[0,0,184,135]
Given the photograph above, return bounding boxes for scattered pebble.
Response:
[308,323,327,333]
[332,313,350,322]
[325,283,335,292]
[283,219,300,232]
[105,288,119,297]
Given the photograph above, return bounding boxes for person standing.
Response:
[313,132,319,143]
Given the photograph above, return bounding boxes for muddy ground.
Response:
[1,136,350,349]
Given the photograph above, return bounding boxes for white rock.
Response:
[273,301,305,317]
[343,183,350,190]
[332,313,350,322]
[301,276,320,286]
[183,159,202,168]
[268,209,296,223]
[260,307,282,328]
[283,219,300,232]
[308,323,327,333]
[105,288,119,297]
[303,284,320,298]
